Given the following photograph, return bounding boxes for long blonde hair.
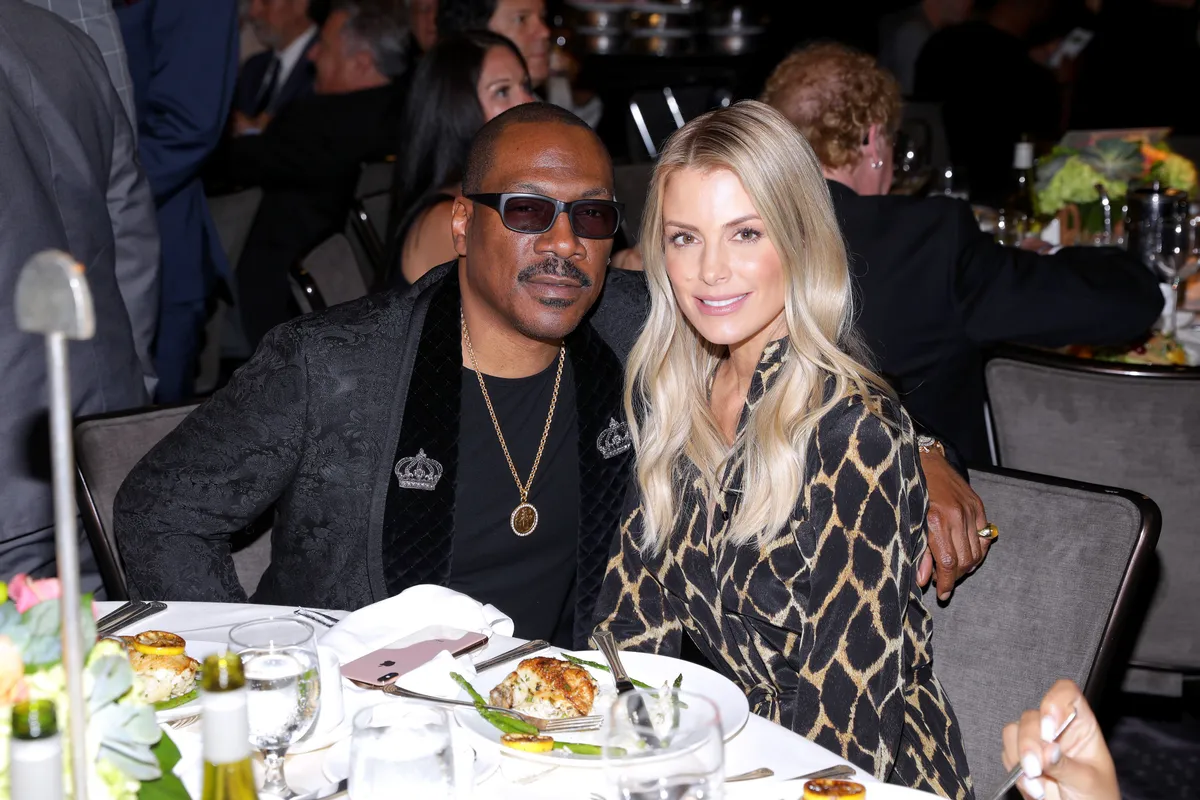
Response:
[625,100,894,553]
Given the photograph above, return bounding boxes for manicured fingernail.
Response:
[1022,752,1043,779]
[1041,714,1057,742]
[1022,777,1046,800]
[1048,743,1062,765]
[939,593,951,601]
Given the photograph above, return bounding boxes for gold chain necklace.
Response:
[461,313,565,537]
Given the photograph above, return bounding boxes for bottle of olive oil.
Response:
[11,699,63,800]
[202,653,258,800]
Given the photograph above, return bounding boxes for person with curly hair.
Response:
[761,42,1161,467]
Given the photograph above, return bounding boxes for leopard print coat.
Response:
[593,341,973,799]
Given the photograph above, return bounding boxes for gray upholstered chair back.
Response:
[360,192,390,245]
[293,234,369,313]
[985,352,1200,676]
[198,188,264,392]
[355,160,394,199]
[76,405,273,599]
[927,468,1158,797]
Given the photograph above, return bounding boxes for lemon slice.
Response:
[132,631,186,656]
[803,779,866,800]
[500,733,554,753]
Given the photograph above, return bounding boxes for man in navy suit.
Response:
[116,0,239,402]
[233,0,321,134]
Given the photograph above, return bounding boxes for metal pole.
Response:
[46,332,88,800]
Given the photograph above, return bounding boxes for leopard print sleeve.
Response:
[789,396,914,779]
[590,481,683,655]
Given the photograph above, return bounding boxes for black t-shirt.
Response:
[450,359,580,647]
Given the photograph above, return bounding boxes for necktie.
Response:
[252,56,281,116]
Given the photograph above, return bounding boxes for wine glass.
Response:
[602,689,724,800]
[229,618,321,799]
[349,701,456,799]
[890,129,932,196]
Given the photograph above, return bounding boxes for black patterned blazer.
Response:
[593,341,973,798]
[114,263,644,649]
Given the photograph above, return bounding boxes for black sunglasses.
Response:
[467,193,625,239]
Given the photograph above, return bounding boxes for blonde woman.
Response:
[592,101,973,799]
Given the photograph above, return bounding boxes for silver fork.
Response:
[383,683,602,733]
[293,608,338,628]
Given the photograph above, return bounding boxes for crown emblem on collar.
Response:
[394,449,443,491]
[596,418,632,459]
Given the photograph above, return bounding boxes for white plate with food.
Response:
[726,779,936,800]
[454,649,750,768]
[115,632,226,724]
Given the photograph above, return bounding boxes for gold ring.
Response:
[977,523,999,541]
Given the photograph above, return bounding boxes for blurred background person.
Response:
[409,0,438,53]
[220,0,411,348]
[763,42,1162,465]
[384,31,534,288]
[878,0,974,96]
[0,0,156,589]
[437,0,600,127]
[233,0,322,132]
[116,0,239,403]
[914,0,1070,206]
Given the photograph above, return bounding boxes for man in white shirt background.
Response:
[232,0,324,134]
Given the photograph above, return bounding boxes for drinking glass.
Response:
[229,618,321,799]
[349,701,455,800]
[890,130,932,196]
[602,689,724,800]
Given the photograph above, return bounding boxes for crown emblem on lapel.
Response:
[597,418,632,459]
[394,449,443,491]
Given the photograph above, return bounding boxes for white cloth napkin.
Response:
[318,584,514,664]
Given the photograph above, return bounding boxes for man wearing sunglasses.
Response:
[115,103,640,652]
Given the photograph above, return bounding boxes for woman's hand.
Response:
[1001,680,1119,800]
[918,448,990,601]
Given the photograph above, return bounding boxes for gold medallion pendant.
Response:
[462,312,565,539]
[511,503,539,536]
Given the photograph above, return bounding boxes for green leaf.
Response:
[88,654,134,712]
[138,736,189,800]
[79,593,97,644]
[22,597,60,637]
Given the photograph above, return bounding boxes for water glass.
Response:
[229,618,321,799]
[349,701,456,799]
[603,689,724,800]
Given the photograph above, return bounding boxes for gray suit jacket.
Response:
[0,0,155,581]
[23,0,137,128]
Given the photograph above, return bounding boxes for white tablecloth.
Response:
[98,601,885,799]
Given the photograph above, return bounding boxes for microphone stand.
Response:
[15,251,96,800]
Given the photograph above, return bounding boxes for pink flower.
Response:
[0,637,28,705]
[8,574,61,614]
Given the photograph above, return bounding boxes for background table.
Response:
[99,601,883,799]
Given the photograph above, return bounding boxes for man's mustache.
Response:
[517,259,593,288]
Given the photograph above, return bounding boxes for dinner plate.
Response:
[153,639,226,724]
[454,649,750,769]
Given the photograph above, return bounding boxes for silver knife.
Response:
[295,777,348,800]
[97,601,166,637]
[95,601,142,633]
[472,639,549,673]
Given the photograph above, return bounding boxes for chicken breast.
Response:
[119,636,200,704]
[489,657,598,719]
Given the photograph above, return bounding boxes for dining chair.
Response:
[613,162,654,245]
[985,348,1200,692]
[355,160,394,200]
[75,404,273,599]
[197,188,264,393]
[927,466,1159,798]
[288,233,369,315]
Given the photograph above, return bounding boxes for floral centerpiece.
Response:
[1035,133,1197,242]
[0,575,187,800]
